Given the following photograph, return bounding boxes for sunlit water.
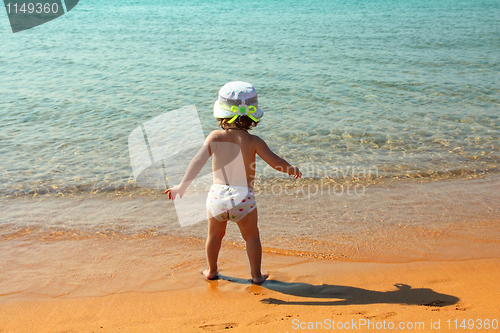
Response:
[1,0,498,196]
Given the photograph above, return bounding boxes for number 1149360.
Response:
[447,319,498,330]
[5,3,60,14]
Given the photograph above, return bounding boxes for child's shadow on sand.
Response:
[218,276,459,307]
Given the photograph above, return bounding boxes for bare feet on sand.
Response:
[202,269,219,280]
[251,274,269,285]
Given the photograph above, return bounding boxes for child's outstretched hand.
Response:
[288,166,302,179]
[164,185,184,200]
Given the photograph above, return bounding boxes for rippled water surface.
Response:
[1,0,499,196]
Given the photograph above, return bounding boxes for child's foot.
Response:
[202,269,219,280]
[251,274,269,285]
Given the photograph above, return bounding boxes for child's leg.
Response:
[203,213,227,280]
[236,208,268,284]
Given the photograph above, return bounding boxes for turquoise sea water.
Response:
[1,0,499,196]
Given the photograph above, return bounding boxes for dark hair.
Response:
[217,116,259,130]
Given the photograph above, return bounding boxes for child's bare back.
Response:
[208,128,300,189]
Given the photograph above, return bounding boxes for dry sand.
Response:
[1,253,499,332]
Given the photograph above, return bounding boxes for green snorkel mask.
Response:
[213,81,264,122]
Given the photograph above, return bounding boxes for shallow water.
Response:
[2,176,499,261]
[1,0,499,196]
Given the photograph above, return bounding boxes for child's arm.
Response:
[255,137,302,179]
[165,136,213,200]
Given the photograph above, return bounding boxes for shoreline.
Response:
[1,174,499,262]
[1,168,497,199]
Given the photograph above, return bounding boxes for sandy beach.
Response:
[1,252,499,332]
[1,175,499,332]
[2,0,499,330]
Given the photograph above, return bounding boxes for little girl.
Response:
[165,81,301,284]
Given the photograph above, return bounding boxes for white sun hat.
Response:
[213,81,264,123]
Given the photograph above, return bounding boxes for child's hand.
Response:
[164,185,184,200]
[288,166,302,179]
